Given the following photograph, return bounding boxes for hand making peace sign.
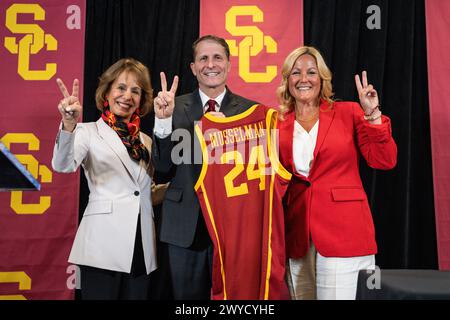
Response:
[354,71,380,116]
[56,78,82,132]
[154,72,179,119]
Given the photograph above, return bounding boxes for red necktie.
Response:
[206,99,216,113]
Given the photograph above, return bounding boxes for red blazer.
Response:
[279,100,397,258]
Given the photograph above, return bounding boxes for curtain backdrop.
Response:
[82,0,437,277]
[81,0,200,215]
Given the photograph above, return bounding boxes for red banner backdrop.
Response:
[0,0,85,299]
[200,0,303,107]
[425,1,450,270]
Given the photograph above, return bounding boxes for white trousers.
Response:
[286,243,375,300]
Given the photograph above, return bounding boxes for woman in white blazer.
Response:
[52,58,156,299]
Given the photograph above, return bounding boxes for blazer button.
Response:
[134,191,140,196]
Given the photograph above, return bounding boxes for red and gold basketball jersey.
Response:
[194,105,291,300]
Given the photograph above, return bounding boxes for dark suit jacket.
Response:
[152,89,257,248]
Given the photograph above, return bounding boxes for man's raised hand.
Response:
[154,72,179,119]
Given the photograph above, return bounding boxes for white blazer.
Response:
[52,118,156,274]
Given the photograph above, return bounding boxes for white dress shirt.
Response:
[154,88,226,138]
[198,88,226,113]
[293,120,319,177]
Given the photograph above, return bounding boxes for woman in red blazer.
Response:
[277,46,397,300]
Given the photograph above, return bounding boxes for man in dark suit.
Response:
[152,35,257,299]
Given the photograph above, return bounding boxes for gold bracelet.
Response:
[364,110,382,121]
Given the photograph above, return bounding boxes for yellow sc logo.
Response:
[4,4,57,80]
[0,272,32,300]
[1,133,52,214]
[225,6,277,83]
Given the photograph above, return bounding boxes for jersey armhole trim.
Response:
[194,124,209,190]
[266,108,292,181]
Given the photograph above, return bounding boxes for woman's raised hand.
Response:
[57,78,82,132]
[154,72,179,119]
[355,71,379,116]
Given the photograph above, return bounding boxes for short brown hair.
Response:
[192,35,230,61]
[95,58,153,117]
[277,46,334,117]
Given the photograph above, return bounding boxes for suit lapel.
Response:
[220,89,247,116]
[280,111,296,174]
[139,132,152,177]
[309,101,335,177]
[313,100,335,158]
[96,118,138,183]
[180,91,204,175]
[183,88,248,120]
[281,111,309,182]
[283,101,335,181]
[183,90,204,123]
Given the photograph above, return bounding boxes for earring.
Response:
[103,100,109,108]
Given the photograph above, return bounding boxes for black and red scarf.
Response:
[101,108,149,163]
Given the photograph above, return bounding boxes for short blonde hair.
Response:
[95,58,153,117]
[276,46,334,117]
